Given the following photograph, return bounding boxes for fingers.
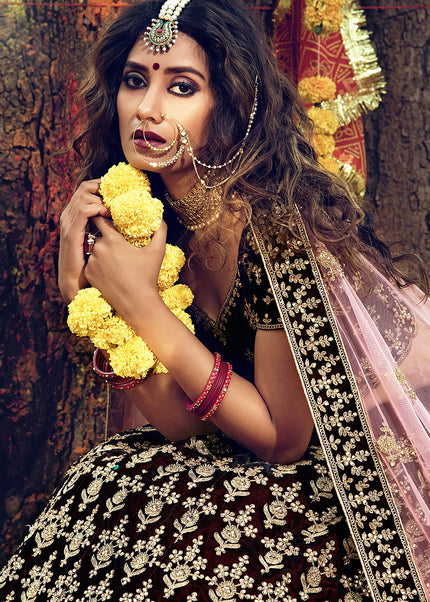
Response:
[150,219,168,251]
[92,217,167,247]
[92,215,118,236]
[61,179,109,229]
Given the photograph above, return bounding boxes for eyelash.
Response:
[169,81,197,96]
[121,73,197,97]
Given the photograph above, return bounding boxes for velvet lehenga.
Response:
[1,223,429,601]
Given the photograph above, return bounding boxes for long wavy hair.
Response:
[74,0,428,292]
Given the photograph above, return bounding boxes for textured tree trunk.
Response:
[363,5,430,268]
[0,0,122,564]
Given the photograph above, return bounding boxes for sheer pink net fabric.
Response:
[318,250,430,595]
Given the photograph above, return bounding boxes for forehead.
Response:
[126,32,209,73]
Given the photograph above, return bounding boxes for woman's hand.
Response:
[85,217,167,323]
[58,179,110,303]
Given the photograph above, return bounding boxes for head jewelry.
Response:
[144,0,192,52]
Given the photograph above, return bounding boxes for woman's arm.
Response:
[124,373,219,440]
[86,217,314,463]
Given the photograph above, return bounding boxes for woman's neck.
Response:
[161,170,198,200]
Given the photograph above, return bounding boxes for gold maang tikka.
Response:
[144,0,193,52]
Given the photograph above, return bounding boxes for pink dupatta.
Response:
[323,253,430,593]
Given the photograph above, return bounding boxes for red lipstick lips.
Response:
[134,129,167,149]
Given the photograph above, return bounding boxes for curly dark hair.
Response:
[74,0,428,292]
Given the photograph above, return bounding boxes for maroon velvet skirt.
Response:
[0,426,371,601]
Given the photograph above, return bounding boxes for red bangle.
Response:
[186,353,222,412]
[186,353,233,420]
[195,360,228,417]
[202,362,233,421]
[93,349,143,390]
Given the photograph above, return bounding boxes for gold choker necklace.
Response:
[164,180,223,231]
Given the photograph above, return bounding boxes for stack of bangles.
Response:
[186,352,233,421]
[93,349,233,420]
[93,348,144,390]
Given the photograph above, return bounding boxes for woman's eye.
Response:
[169,81,196,96]
[123,73,146,88]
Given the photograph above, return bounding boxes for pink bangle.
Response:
[202,362,233,421]
[187,353,222,412]
[195,359,228,417]
[93,348,143,390]
[186,353,233,420]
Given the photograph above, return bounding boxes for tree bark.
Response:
[0,0,122,564]
[363,5,430,268]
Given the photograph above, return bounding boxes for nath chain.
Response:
[132,77,259,188]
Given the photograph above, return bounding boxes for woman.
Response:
[1,0,429,600]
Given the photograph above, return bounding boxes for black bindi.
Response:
[152,63,160,70]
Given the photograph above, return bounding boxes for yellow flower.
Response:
[298,76,336,104]
[308,107,339,135]
[99,162,150,205]
[108,336,155,379]
[303,0,343,35]
[318,156,340,174]
[158,244,186,290]
[171,307,195,334]
[313,133,336,157]
[153,359,169,374]
[109,190,164,245]
[274,0,294,21]
[161,284,194,311]
[90,315,135,349]
[67,288,112,337]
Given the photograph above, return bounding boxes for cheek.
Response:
[190,107,213,145]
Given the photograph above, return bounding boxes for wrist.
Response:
[59,280,80,304]
[120,289,167,330]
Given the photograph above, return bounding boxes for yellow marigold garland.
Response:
[313,133,336,157]
[67,162,194,379]
[318,155,340,174]
[298,76,336,105]
[308,106,339,135]
[303,0,344,35]
[298,77,340,174]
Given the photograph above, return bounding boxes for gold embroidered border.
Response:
[250,219,426,602]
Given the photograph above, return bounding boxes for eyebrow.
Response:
[123,61,207,82]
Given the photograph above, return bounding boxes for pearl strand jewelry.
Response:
[192,76,259,171]
[144,0,192,52]
[132,74,259,183]
[185,77,260,189]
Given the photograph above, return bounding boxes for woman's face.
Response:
[116,33,215,183]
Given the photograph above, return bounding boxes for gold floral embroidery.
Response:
[316,245,345,281]
[259,533,300,574]
[162,536,207,598]
[252,219,426,600]
[0,430,371,601]
[214,505,257,555]
[395,367,418,400]
[376,423,417,466]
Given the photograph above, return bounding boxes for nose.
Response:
[136,84,163,123]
